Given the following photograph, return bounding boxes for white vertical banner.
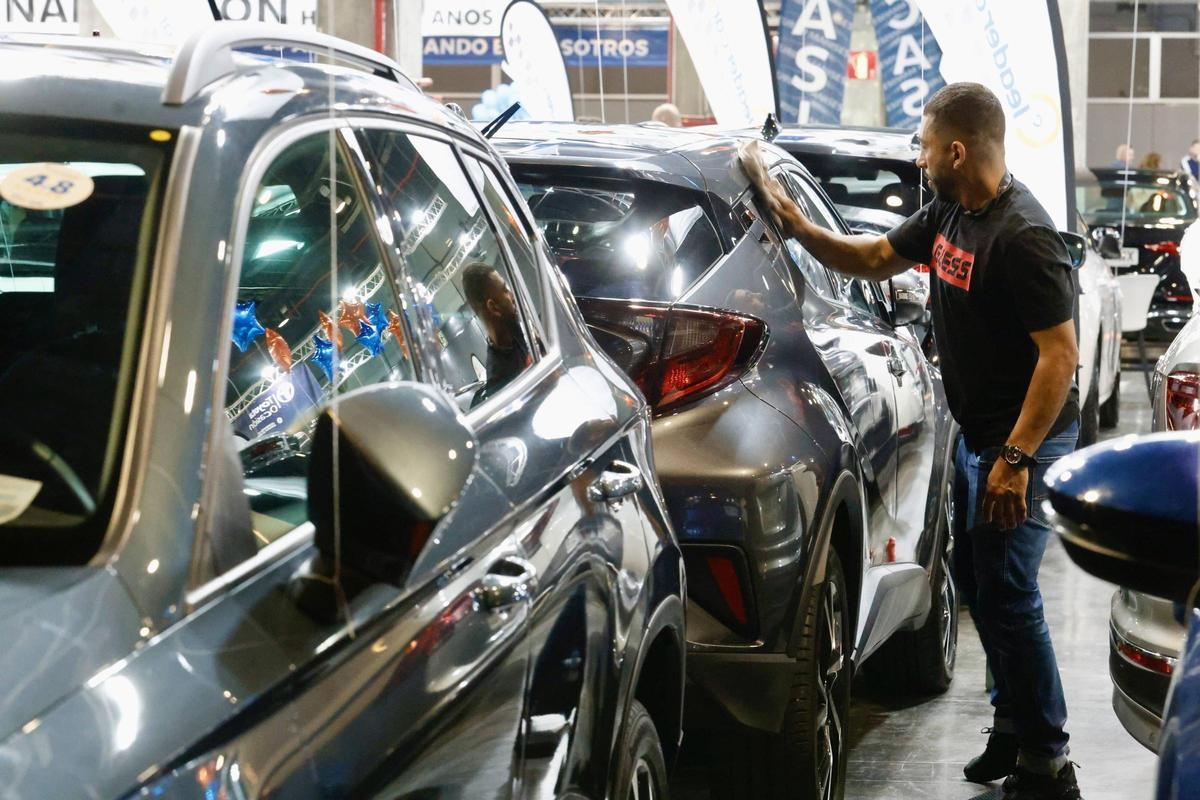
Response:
[913,0,1073,228]
[91,0,213,43]
[664,0,777,128]
[500,0,573,120]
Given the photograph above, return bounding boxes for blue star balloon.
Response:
[366,301,387,332]
[355,317,384,357]
[231,300,266,352]
[311,334,336,382]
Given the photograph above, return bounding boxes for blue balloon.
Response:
[495,82,514,104]
[231,299,266,352]
[355,318,384,357]
[471,102,488,121]
[366,301,387,331]
[311,334,336,382]
[481,88,498,109]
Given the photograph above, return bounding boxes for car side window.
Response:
[765,177,838,300]
[462,156,547,331]
[355,129,535,412]
[213,131,416,574]
[780,171,886,319]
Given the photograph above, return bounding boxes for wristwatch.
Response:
[1001,444,1038,469]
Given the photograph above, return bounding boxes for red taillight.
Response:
[1166,371,1200,431]
[1146,241,1180,257]
[1166,293,1194,303]
[577,298,767,415]
[1116,640,1175,676]
[706,556,747,624]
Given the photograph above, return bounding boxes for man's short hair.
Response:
[462,262,500,313]
[923,82,1006,150]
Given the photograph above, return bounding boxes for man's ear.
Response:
[950,140,967,169]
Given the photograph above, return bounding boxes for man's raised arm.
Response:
[738,140,914,281]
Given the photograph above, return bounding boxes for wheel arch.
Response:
[620,594,686,772]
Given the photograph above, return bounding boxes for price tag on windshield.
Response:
[0,474,41,525]
[0,163,94,210]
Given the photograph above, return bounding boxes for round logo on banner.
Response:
[0,163,95,211]
[1014,93,1062,151]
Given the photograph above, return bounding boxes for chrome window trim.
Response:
[91,125,202,565]
[186,523,315,608]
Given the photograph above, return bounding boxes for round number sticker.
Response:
[0,163,95,211]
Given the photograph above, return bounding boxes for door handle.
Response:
[587,460,644,502]
[476,556,537,612]
[887,354,907,377]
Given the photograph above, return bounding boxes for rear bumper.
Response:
[1144,305,1192,341]
[1109,626,1172,752]
[683,647,796,734]
[1112,682,1162,754]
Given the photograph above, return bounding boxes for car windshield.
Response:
[513,172,723,302]
[787,152,925,217]
[1078,177,1197,224]
[0,120,169,561]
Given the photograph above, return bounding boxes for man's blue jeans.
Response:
[952,421,1079,770]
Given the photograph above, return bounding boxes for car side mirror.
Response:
[303,382,477,596]
[889,270,928,327]
[1099,233,1123,261]
[1060,231,1087,269]
[1045,432,1200,603]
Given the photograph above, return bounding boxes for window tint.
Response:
[790,153,924,217]
[0,127,167,561]
[514,173,723,302]
[356,129,534,411]
[464,156,546,326]
[223,132,415,555]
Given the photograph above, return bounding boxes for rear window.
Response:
[785,151,924,217]
[0,120,169,563]
[1079,176,1197,224]
[513,173,723,302]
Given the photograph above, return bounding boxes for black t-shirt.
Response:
[886,177,1079,452]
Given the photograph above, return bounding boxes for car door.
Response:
[168,124,533,799]
[354,126,652,799]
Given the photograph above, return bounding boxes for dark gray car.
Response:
[494,122,958,799]
[0,26,684,799]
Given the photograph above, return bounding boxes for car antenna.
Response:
[206,0,221,20]
[482,102,522,140]
[760,112,780,143]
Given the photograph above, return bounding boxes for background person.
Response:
[462,262,531,408]
[650,102,682,127]
[1140,151,1162,170]
[1182,139,1200,181]
[741,81,1081,800]
[1113,143,1135,168]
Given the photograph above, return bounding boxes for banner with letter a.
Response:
[913,0,1075,229]
[500,0,574,120]
[664,0,777,128]
[776,0,855,124]
[870,0,944,131]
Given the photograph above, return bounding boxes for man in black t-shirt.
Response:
[742,83,1081,799]
[463,262,532,409]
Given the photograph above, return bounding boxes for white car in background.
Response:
[1104,312,1200,752]
[1076,212,1125,446]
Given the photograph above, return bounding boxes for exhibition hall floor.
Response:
[673,370,1161,799]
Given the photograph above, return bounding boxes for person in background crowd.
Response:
[1113,143,1135,169]
[741,81,1082,800]
[650,102,682,128]
[1181,139,1200,181]
[1140,152,1162,170]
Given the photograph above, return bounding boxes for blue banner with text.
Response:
[776,0,856,124]
[870,0,944,130]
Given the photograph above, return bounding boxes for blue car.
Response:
[1044,431,1200,798]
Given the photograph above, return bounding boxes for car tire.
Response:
[867,480,958,695]
[711,550,851,800]
[1100,361,1121,429]
[613,699,670,800]
[1079,357,1101,447]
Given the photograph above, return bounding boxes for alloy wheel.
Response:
[939,495,959,674]
[629,757,656,800]
[814,578,845,800]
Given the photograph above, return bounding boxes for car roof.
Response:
[1081,166,1190,186]
[492,121,800,205]
[769,124,919,161]
[0,31,468,138]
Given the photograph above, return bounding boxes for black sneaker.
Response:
[1002,761,1081,799]
[963,727,1019,783]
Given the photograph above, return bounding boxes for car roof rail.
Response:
[163,22,416,106]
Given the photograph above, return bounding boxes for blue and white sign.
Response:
[231,367,324,440]
[777,0,856,124]
[871,0,944,130]
[424,27,668,67]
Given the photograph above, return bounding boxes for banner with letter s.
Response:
[913,0,1074,229]
[870,0,944,130]
[500,0,574,121]
[664,0,777,128]
[777,0,855,124]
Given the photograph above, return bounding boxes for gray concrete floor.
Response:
[673,370,1162,799]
